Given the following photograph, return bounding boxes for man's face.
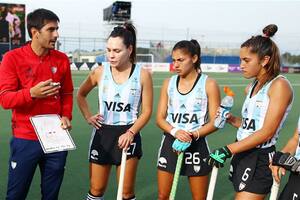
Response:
[33,21,59,50]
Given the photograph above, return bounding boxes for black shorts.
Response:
[279,173,300,200]
[88,124,142,165]
[229,146,275,194]
[157,132,211,176]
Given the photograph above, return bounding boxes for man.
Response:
[0,8,73,200]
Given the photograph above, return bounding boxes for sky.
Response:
[2,0,300,53]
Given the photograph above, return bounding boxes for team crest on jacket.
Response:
[11,161,17,169]
[51,66,57,74]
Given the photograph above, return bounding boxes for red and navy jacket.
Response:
[0,42,73,140]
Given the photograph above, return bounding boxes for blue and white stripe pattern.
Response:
[166,74,208,132]
[98,63,142,125]
[236,75,293,149]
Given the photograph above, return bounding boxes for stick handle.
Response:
[169,153,184,200]
[207,166,219,200]
[117,149,127,200]
[269,172,281,200]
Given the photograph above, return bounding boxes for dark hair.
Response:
[0,7,8,18]
[172,39,201,70]
[109,22,137,63]
[241,24,280,81]
[27,8,60,38]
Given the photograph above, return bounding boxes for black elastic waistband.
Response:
[100,124,133,129]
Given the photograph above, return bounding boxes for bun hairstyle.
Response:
[172,39,201,70]
[241,24,281,81]
[109,22,137,63]
[263,24,278,38]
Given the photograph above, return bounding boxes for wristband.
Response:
[170,128,179,137]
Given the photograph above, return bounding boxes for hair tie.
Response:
[262,33,270,38]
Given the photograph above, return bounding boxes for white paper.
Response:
[30,114,76,153]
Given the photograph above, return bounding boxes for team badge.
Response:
[193,165,201,173]
[11,161,17,169]
[51,66,57,74]
[255,100,263,108]
[239,182,246,191]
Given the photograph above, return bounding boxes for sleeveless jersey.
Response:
[98,63,142,125]
[236,75,293,149]
[166,74,208,132]
[294,116,300,160]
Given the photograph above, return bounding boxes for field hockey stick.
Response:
[207,166,219,200]
[169,152,184,200]
[269,169,282,200]
[117,149,127,200]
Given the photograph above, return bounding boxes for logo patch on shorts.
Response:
[11,161,17,169]
[239,182,246,191]
[90,149,99,160]
[193,165,201,173]
[158,157,167,168]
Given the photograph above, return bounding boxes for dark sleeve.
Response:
[0,53,33,109]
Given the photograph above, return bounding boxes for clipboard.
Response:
[30,114,76,153]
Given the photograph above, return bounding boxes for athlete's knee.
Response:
[122,184,135,199]
[90,186,105,197]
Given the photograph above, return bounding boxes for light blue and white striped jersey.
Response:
[237,75,293,149]
[294,116,300,160]
[166,74,209,132]
[98,63,142,125]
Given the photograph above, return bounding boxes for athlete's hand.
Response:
[174,129,193,143]
[272,151,300,174]
[225,113,241,128]
[172,139,191,152]
[207,146,232,168]
[30,79,61,98]
[86,113,103,129]
[269,163,285,183]
[61,116,72,130]
[118,130,134,150]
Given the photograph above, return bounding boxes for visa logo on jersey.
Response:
[171,113,198,124]
[242,118,256,131]
[104,101,131,112]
